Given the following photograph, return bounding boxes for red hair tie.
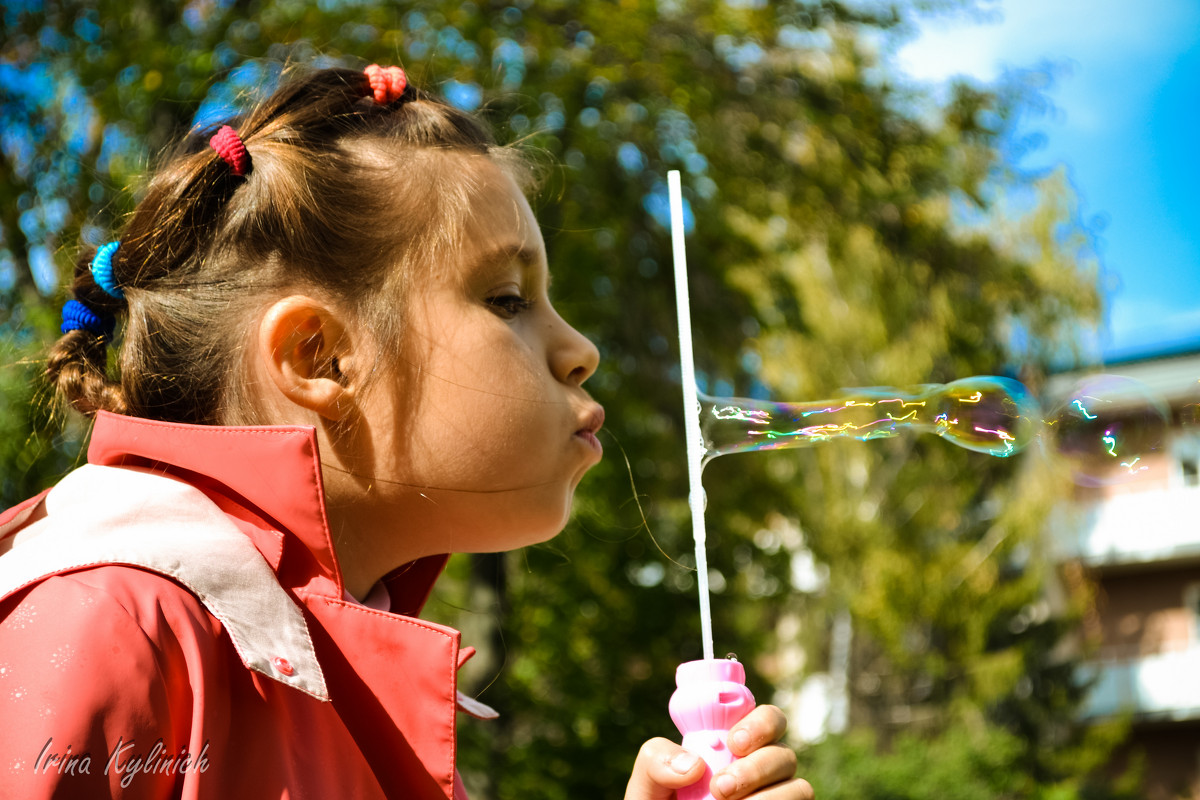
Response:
[364,64,408,104]
[209,125,250,177]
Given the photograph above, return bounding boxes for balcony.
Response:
[1081,646,1200,721]
[1051,486,1200,568]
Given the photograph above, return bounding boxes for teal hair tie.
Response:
[91,241,123,299]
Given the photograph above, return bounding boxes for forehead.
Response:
[461,161,541,249]
[351,141,542,278]
[449,159,545,282]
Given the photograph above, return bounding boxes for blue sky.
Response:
[894,0,1200,362]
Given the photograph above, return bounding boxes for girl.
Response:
[0,64,810,800]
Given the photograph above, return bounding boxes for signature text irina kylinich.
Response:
[34,737,210,787]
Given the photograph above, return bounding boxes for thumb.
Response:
[625,738,707,800]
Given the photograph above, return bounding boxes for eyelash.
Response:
[486,294,534,318]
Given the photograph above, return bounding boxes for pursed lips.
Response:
[574,405,605,452]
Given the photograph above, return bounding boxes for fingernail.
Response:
[715,773,738,797]
[731,728,751,753]
[670,752,701,774]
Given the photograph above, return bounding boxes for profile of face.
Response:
[347,157,603,563]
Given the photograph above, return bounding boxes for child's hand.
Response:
[624,705,813,800]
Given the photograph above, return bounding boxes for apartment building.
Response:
[1049,347,1200,799]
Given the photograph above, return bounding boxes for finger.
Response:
[624,737,707,800]
[728,704,789,757]
[717,777,814,800]
[710,743,799,800]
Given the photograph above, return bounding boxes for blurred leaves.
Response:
[799,719,1139,800]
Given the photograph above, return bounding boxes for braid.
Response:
[45,246,129,417]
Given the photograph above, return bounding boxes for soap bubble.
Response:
[697,372,1177,488]
[698,375,1040,465]
[1047,375,1169,487]
[932,376,1040,457]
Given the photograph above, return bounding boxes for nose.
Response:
[549,309,600,387]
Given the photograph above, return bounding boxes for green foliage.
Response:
[1,1,1123,798]
[0,294,83,504]
[800,722,1140,800]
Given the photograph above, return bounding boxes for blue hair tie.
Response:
[61,299,115,339]
[90,241,123,299]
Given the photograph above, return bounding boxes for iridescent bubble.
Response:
[929,377,1041,456]
[1047,375,1169,487]
[699,376,1040,466]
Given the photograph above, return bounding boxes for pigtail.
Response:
[113,116,263,293]
[46,128,249,420]
[45,245,129,417]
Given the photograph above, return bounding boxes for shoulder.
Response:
[5,562,222,644]
[0,564,224,694]
[0,567,215,798]
[0,464,329,700]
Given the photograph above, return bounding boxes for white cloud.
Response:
[1104,297,1200,354]
[895,0,1198,84]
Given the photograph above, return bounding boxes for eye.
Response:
[485,292,534,319]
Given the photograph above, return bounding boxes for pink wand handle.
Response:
[669,659,756,800]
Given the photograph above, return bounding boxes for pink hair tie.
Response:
[364,64,408,104]
[209,125,250,177]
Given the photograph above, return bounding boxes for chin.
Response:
[515,497,577,549]
[529,510,574,545]
[471,483,582,553]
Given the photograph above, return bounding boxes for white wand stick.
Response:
[668,170,715,662]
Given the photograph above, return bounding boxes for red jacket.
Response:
[0,411,487,799]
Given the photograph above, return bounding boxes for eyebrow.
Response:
[478,243,538,268]
[471,244,549,286]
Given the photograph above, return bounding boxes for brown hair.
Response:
[47,65,527,425]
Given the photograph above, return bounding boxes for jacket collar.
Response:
[86,411,447,615]
[0,464,331,701]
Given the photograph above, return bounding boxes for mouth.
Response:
[574,405,605,454]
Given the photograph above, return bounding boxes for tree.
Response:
[1,2,1121,798]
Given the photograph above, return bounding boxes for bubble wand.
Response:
[668,170,757,800]
[668,170,716,664]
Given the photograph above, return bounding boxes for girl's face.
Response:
[348,159,603,561]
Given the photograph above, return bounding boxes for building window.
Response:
[1185,582,1200,646]
[1183,458,1200,487]
[1175,434,1200,488]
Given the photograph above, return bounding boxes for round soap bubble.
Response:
[930,376,1040,457]
[1047,375,1170,487]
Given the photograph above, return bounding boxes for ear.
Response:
[258,295,359,422]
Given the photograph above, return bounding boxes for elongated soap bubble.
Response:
[1047,375,1169,487]
[699,376,1040,466]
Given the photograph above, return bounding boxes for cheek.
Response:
[383,328,560,483]
[451,328,546,395]
[427,343,551,433]
[399,382,550,484]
